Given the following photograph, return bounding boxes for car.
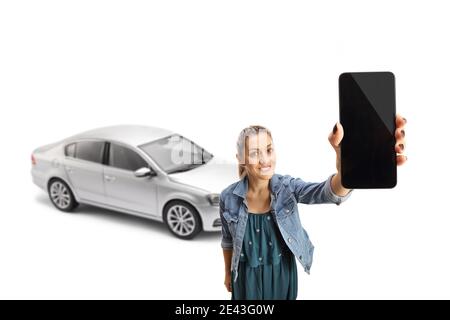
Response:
[31,125,236,239]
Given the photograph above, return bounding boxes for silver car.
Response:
[31,125,236,239]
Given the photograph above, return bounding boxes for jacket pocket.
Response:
[279,196,296,219]
[223,210,238,237]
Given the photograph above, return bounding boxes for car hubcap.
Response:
[167,205,195,236]
[50,182,71,209]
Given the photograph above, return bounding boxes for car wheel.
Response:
[164,201,202,240]
[48,179,78,212]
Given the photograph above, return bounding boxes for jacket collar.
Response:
[232,173,281,199]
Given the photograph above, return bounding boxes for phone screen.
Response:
[339,72,397,189]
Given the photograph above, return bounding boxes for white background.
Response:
[1,0,449,299]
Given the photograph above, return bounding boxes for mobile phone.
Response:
[338,71,397,189]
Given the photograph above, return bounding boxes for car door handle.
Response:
[104,175,116,182]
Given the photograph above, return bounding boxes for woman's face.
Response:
[237,132,276,181]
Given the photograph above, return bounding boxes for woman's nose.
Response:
[259,153,270,164]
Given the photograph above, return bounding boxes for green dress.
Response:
[231,210,298,300]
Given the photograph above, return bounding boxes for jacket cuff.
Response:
[325,173,353,205]
[221,239,233,250]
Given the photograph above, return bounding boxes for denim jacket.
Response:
[220,173,353,282]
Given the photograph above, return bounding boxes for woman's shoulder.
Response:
[220,180,240,199]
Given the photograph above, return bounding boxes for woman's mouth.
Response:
[259,165,271,173]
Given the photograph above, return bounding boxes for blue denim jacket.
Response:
[220,173,353,282]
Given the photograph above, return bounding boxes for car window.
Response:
[75,141,105,164]
[139,134,213,174]
[65,143,76,157]
[109,143,148,171]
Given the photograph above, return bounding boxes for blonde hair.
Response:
[236,125,273,179]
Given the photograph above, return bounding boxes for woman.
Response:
[220,116,407,300]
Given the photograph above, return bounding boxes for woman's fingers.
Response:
[395,131,407,165]
[397,154,407,166]
[329,122,344,149]
[396,114,407,128]
[394,114,407,166]
[395,142,405,153]
[395,127,405,142]
[395,128,405,151]
[224,280,231,292]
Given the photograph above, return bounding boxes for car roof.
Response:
[67,125,175,147]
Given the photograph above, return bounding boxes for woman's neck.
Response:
[247,175,270,195]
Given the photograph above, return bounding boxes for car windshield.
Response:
[138,134,213,174]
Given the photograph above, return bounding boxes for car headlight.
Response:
[206,193,220,206]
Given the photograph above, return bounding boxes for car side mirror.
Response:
[134,167,156,178]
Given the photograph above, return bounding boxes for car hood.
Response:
[168,157,238,194]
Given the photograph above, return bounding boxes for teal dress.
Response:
[231,210,298,300]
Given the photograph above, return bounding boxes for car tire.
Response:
[163,200,202,240]
[48,178,78,212]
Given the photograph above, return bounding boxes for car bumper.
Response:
[31,168,46,190]
[198,204,222,232]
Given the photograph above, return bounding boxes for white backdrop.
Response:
[1,0,449,299]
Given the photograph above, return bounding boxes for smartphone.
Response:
[339,71,397,189]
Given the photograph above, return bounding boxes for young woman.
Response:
[220,116,407,300]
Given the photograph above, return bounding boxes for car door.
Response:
[64,140,106,204]
[103,142,158,216]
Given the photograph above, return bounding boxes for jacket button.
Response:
[256,228,260,233]
[299,255,302,260]
[288,237,292,243]
[285,209,290,213]
[259,257,262,261]
[241,253,244,257]
[269,241,272,246]
[249,241,252,245]
[267,216,271,220]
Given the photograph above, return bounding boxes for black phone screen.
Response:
[339,72,397,189]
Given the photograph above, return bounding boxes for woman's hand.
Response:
[224,272,232,292]
[394,114,408,165]
[328,114,408,171]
